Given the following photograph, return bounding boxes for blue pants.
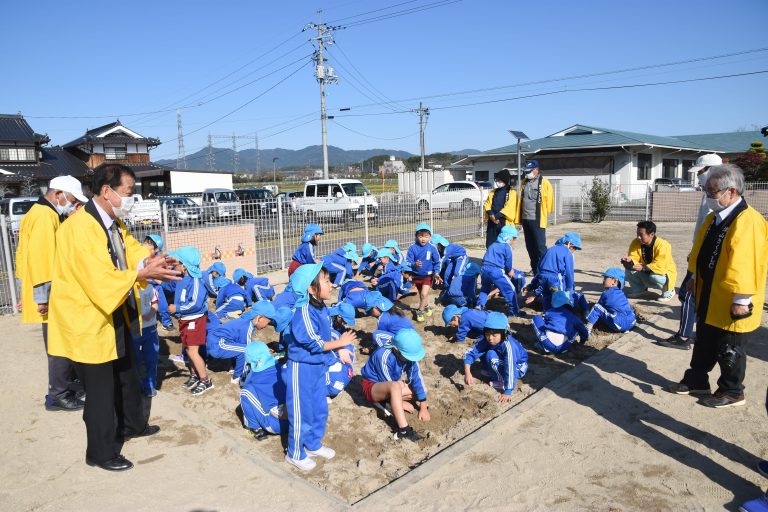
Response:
[240,386,286,434]
[156,290,173,328]
[521,219,547,272]
[205,334,247,378]
[536,271,565,310]
[461,275,478,308]
[286,361,328,461]
[585,304,635,332]
[343,291,367,310]
[531,315,574,354]
[625,269,669,295]
[438,290,467,308]
[325,360,354,398]
[378,281,399,302]
[372,329,395,348]
[131,325,159,393]
[677,271,696,339]
[478,266,520,316]
[483,348,527,388]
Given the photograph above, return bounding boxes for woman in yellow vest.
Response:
[483,169,518,248]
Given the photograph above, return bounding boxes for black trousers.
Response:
[682,321,750,396]
[74,348,145,463]
[521,219,547,272]
[42,323,76,400]
[485,219,506,248]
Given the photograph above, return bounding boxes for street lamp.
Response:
[508,130,529,198]
[272,157,279,184]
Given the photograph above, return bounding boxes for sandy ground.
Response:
[1,221,766,511]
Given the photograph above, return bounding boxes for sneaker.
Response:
[170,354,186,364]
[702,393,746,408]
[144,388,157,398]
[658,292,675,302]
[415,310,425,322]
[393,426,424,442]
[191,378,214,396]
[306,446,336,459]
[231,376,241,385]
[667,382,710,396]
[739,493,768,512]
[657,334,692,350]
[182,375,200,389]
[757,460,768,478]
[424,306,433,318]
[159,324,174,333]
[285,454,316,471]
[489,381,505,391]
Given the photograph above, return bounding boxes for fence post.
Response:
[553,181,558,225]
[277,196,286,270]
[0,215,18,315]
[428,176,434,228]
[363,193,370,244]
[644,185,650,221]
[478,187,484,237]
[162,203,169,242]
[580,195,584,221]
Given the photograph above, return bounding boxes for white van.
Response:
[201,188,242,221]
[297,179,378,221]
[0,196,38,233]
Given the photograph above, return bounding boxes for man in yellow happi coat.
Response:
[15,175,87,411]
[621,220,678,301]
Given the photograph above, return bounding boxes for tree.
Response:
[733,141,767,181]
[588,176,611,223]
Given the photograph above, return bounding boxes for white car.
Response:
[416,181,488,212]
[297,179,378,221]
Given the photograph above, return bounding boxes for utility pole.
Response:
[207,133,214,171]
[305,11,339,179]
[273,157,279,184]
[255,132,261,174]
[413,102,429,193]
[176,109,186,169]
[232,134,239,173]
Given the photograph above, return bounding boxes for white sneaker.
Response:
[285,454,316,471]
[306,445,336,459]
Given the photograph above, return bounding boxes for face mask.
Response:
[109,188,135,217]
[705,196,727,213]
[55,195,73,216]
[495,181,505,189]
[697,172,708,188]
[523,168,534,176]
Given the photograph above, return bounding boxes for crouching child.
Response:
[531,291,589,354]
[239,341,287,438]
[577,267,636,335]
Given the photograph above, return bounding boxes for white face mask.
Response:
[495,181,505,189]
[55,195,73,216]
[109,188,135,217]
[705,196,727,213]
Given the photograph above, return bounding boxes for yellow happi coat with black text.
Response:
[627,236,678,293]
[483,187,519,224]
[688,206,768,333]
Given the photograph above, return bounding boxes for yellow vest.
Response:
[627,236,678,293]
[15,201,61,324]
[517,176,554,228]
[688,206,768,333]
[47,207,149,364]
[483,187,519,224]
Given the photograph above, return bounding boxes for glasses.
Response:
[704,188,726,199]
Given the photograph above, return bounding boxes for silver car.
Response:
[161,196,204,225]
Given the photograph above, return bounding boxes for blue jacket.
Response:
[406,242,441,277]
[322,252,354,285]
[291,241,316,265]
[482,241,513,273]
[540,306,590,342]
[376,269,408,298]
[360,254,378,274]
[272,284,297,310]
[214,283,247,319]
[586,287,636,326]
[464,334,528,394]
[244,276,275,304]
[537,244,575,293]
[201,269,220,298]
[377,311,414,336]
[207,316,253,346]
[456,309,489,343]
[338,280,369,309]
[174,276,208,319]
[361,345,427,401]
[286,302,332,365]
[239,364,287,433]
[439,244,470,299]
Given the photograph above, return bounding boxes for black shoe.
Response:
[667,382,710,396]
[74,389,87,401]
[393,426,424,442]
[86,454,133,472]
[121,424,160,439]
[657,334,692,350]
[45,393,85,412]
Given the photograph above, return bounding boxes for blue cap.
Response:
[233,268,253,284]
[289,263,323,308]
[209,261,226,277]
[393,329,425,362]
[329,302,356,326]
[384,239,401,254]
[400,264,413,273]
[483,311,509,330]
[376,248,394,259]
[603,267,625,288]
[361,243,376,258]
[213,276,230,289]
[245,341,276,373]
[342,242,356,253]
[563,231,582,250]
[497,225,520,243]
[524,159,539,171]
[442,304,467,325]
[301,224,324,243]
[431,234,449,247]
[463,262,480,277]
[415,223,432,234]
[250,300,276,320]
[364,291,393,312]
[344,249,360,262]
[172,246,202,278]
[274,306,292,334]
[145,234,164,251]
[551,290,572,309]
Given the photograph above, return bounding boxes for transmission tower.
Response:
[176,109,187,169]
[211,133,258,173]
[207,133,215,171]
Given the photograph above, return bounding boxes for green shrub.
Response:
[589,176,611,223]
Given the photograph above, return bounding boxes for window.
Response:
[682,160,695,177]
[433,184,450,194]
[104,146,127,160]
[662,159,678,179]
[342,183,369,196]
[305,185,316,197]
[0,147,35,161]
[636,153,652,181]
[474,171,489,181]
[450,183,474,191]
[331,185,343,197]
[316,184,329,197]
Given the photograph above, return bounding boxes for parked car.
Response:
[234,188,277,218]
[160,196,204,226]
[653,178,695,192]
[0,196,37,233]
[123,194,161,226]
[276,191,304,213]
[201,188,242,221]
[296,179,378,222]
[416,181,488,212]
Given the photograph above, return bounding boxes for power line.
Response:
[338,0,462,29]
[331,119,419,140]
[326,0,423,23]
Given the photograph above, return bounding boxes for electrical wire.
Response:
[331,119,419,140]
[338,0,462,29]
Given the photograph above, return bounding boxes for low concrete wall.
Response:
[165,224,258,275]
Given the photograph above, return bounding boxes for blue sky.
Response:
[3,0,767,161]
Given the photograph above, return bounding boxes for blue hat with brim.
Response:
[145,234,164,252]
[364,291,393,312]
[250,300,277,320]
[209,261,226,277]
[483,311,509,330]
[603,267,625,288]
[400,264,413,273]
[563,231,582,250]
[274,306,292,334]
[415,223,432,234]
[344,249,360,263]
[361,243,376,258]
[393,328,425,362]
[233,268,253,284]
[384,239,401,254]
[431,234,449,247]
[376,248,394,259]
[301,224,324,243]
[289,263,323,308]
[442,304,467,325]
[497,225,520,243]
[342,242,356,253]
[172,246,202,278]
[245,341,276,373]
[329,302,356,326]
[213,276,231,289]
[524,159,539,171]
[551,290,572,309]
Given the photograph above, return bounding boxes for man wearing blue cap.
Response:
[518,160,554,273]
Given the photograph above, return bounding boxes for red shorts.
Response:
[179,317,207,347]
[412,275,433,290]
[361,378,377,403]
[287,260,302,276]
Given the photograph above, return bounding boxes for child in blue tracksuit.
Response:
[478,225,523,317]
[284,264,358,471]
[358,243,378,277]
[442,304,488,343]
[214,277,247,321]
[142,234,174,331]
[577,267,636,334]
[133,274,160,397]
[202,261,227,298]
[461,262,481,308]
[407,223,442,322]
[383,239,404,266]
[365,291,414,349]
[463,312,528,401]
[373,264,413,302]
[272,283,298,311]
[360,329,430,441]
[434,235,471,308]
[322,246,359,287]
[326,303,356,398]
[272,306,293,353]
[338,279,370,310]
[373,248,398,276]
[206,301,277,381]
[239,341,287,436]
[289,224,323,276]
[525,232,581,310]
[531,291,590,354]
[242,275,275,304]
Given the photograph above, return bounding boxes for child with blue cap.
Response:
[321,245,359,288]
[372,247,397,276]
[272,306,293,353]
[325,302,357,398]
[407,223,442,322]
[213,276,247,322]
[337,279,370,310]
[373,263,414,303]
[525,231,581,309]
[206,300,277,382]
[442,304,489,344]
[478,225,524,318]
[235,269,275,304]
[272,282,298,311]
[531,291,590,354]
[358,243,379,277]
[131,239,163,397]
[433,234,470,308]
[167,246,212,396]
[202,261,227,298]
[239,341,288,438]
[463,312,528,402]
[284,263,358,471]
[289,224,324,277]
[360,328,430,442]
[365,291,414,350]
[576,267,636,335]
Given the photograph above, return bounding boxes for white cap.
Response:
[49,175,87,203]
[689,153,723,175]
